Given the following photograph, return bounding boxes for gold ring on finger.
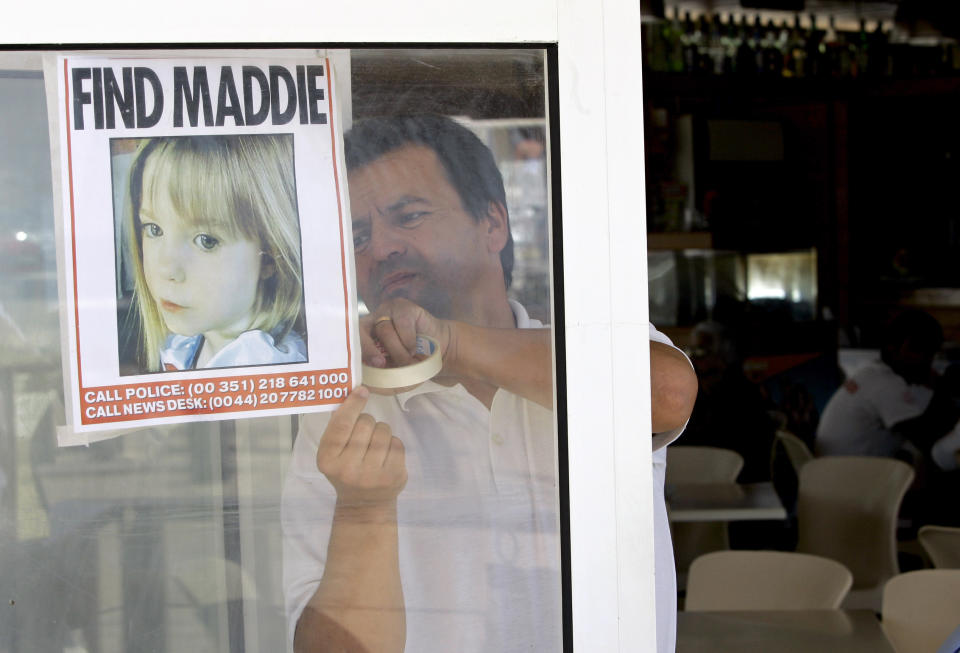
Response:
[374,316,393,326]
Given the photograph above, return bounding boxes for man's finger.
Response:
[384,436,407,480]
[388,304,421,354]
[359,323,387,367]
[366,421,394,467]
[319,386,370,455]
[341,413,377,463]
[374,320,418,367]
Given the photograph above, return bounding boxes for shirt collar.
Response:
[508,298,533,328]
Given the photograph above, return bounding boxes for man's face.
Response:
[893,338,936,385]
[348,144,502,319]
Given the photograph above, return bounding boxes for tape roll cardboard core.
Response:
[361,335,442,388]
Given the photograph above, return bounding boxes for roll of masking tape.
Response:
[361,335,442,389]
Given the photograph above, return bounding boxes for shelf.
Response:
[647,231,713,250]
[642,72,960,103]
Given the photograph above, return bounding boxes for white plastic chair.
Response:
[666,446,744,578]
[686,550,852,611]
[666,446,744,485]
[796,456,914,610]
[775,430,814,472]
[919,525,960,570]
[882,570,960,653]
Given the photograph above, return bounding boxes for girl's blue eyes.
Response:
[193,234,220,251]
[141,222,220,251]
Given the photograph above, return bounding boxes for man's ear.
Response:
[483,201,509,255]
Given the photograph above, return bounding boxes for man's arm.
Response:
[363,300,698,425]
[362,298,553,409]
[443,322,552,409]
[892,413,948,452]
[294,387,407,653]
[891,368,960,453]
[650,340,697,434]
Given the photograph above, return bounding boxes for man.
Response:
[681,321,777,482]
[282,115,696,652]
[817,309,953,460]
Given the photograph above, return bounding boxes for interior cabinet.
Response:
[645,71,960,351]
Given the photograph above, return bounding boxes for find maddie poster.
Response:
[52,55,359,441]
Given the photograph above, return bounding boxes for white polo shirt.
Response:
[282,301,560,651]
[817,360,933,458]
[281,314,687,652]
[650,324,690,653]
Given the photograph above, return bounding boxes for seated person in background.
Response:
[681,320,776,482]
[932,420,960,472]
[816,309,958,462]
[915,364,960,527]
[281,115,698,653]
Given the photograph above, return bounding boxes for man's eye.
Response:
[399,212,427,226]
[353,230,369,252]
[142,222,162,238]
[194,233,220,251]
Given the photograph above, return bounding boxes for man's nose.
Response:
[368,223,406,261]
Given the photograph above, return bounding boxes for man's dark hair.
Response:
[344,115,514,289]
[881,309,944,362]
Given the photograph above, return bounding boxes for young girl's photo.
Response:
[113,134,307,375]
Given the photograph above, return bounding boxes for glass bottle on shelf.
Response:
[722,14,739,75]
[776,20,791,75]
[776,20,790,67]
[681,11,698,74]
[785,14,807,78]
[695,14,712,74]
[822,15,843,78]
[643,17,666,72]
[736,14,757,75]
[753,14,767,74]
[708,14,727,75]
[707,14,726,75]
[852,19,870,78]
[762,19,782,76]
[836,17,855,78]
[650,8,678,73]
[668,6,685,73]
[869,20,892,78]
[806,13,823,78]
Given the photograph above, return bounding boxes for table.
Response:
[677,610,895,653]
[666,482,787,522]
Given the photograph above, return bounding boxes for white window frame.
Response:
[3,2,656,650]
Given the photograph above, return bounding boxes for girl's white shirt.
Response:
[159,329,307,370]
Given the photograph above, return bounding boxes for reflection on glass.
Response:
[747,249,817,320]
[647,249,745,326]
[283,52,560,652]
[2,48,560,653]
[648,250,679,326]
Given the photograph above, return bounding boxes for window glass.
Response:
[0,47,561,652]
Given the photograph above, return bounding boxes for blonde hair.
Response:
[126,135,304,372]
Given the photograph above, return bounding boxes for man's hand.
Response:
[297,386,407,653]
[361,297,456,371]
[313,386,407,507]
[361,297,552,409]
